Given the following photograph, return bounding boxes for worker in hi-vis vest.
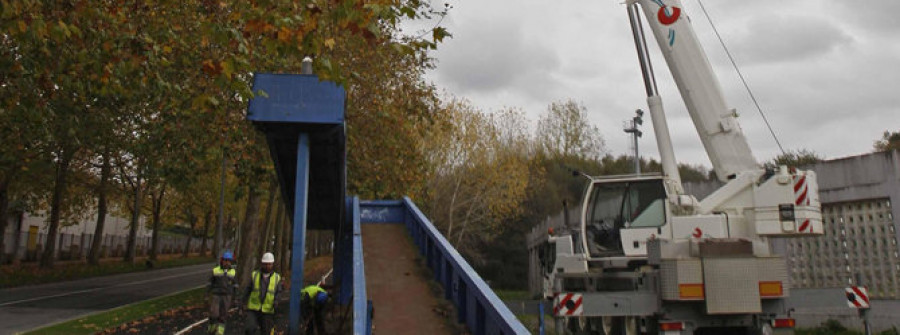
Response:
[243,252,283,335]
[300,284,328,334]
[207,250,238,335]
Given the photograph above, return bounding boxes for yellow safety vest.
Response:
[301,285,326,302]
[247,271,281,314]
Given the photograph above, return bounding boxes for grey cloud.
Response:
[432,16,561,95]
[729,15,854,65]
[826,0,900,33]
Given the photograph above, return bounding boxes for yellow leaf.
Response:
[163,45,172,53]
[221,60,233,79]
[277,26,291,42]
[324,38,335,50]
[18,20,26,32]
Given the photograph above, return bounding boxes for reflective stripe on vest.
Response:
[212,266,236,278]
[247,271,280,313]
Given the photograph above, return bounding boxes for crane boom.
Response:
[631,0,758,181]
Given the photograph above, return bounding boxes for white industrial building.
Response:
[1,205,206,263]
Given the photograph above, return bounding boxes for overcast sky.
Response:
[413,0,900,168]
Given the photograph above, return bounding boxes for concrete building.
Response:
[780,151,900,298]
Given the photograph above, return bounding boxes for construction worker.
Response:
[300,284,328,334]
[208,250,238,335]
[244,252,283,335]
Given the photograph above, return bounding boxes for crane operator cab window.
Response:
[585,179,667,257]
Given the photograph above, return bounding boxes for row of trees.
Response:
[0,0,450,277]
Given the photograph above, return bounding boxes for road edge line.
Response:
[19,284,205,335]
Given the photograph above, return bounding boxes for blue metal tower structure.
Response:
[247,73,349,335]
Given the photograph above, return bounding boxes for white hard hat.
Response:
[261,252,275,263]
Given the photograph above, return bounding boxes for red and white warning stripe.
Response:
[845,286,870,309]
[793,175,810,206]
[797,219,811,233]
[794,174,813,233]
[553,293,584,316]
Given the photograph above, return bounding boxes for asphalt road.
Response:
[0,262,213,335]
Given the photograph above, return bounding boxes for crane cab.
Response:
[580,175,671,260]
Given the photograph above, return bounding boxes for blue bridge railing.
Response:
[357,197,529,335]
[348,197,373,334]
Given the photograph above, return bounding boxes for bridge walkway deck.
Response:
[362,224,454,334]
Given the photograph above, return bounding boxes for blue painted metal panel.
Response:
[248,73,345,125]
[358,198,529,335]
[358,200,405,223]
[351,197,371,334]
[288,133,311,335]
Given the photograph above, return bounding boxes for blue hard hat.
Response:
[315,291,328,305]
[221,251,234,261]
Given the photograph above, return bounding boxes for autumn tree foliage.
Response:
[0,0,449,268]
[771,149,824,168]
[422,100,532,261]
[874,130,900,152]
[536,99,606,161]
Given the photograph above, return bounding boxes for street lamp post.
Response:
[624,109,644,174]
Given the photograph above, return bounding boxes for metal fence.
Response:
[2,231,208,264]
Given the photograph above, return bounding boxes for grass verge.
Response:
[493,289,532,301]
[1,256,213,288]
[23,287,206,335]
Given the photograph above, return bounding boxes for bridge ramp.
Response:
[362,224,453,334]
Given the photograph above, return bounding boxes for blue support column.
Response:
[289,133,311,335]
[336,197,354,305]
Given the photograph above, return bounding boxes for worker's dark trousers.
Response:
[302,304,325,335]
[208,295,231,335]
[244,310,274,335]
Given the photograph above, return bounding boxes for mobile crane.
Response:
[539,0,823,334]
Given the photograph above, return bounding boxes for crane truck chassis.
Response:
[534,1,825,334]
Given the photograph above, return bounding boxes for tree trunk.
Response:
[124,171,143,263]
[280,213,291,278]
[182,209,196,258]
[41,148,73,268]
[200,210,212,257]
[214,147,226,259]
[149,183,166,261]
[88,151,111,265]
[237,184,263,288]
[225,214,234,251]
[0,175,10,264]
[11,211,24,264]
[257,179,277,257]
[273,200,285,272]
